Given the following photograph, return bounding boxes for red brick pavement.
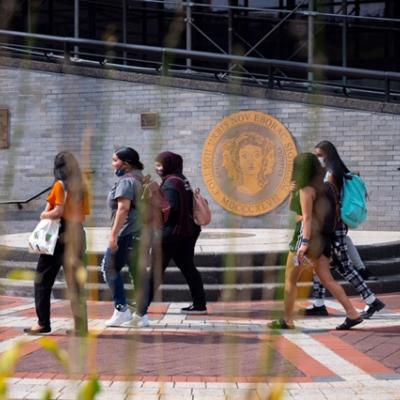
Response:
[335,327,400,375]
[1,294,400,383]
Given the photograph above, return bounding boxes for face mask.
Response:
[318,157,326,168]
[115,169,125,177]
[155,168,164,177]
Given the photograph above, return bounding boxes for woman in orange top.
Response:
[24,151,90,335]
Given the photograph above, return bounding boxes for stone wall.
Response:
[0,61,399,231]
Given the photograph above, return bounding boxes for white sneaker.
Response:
[105,308,133,327]
[121,313,149,328]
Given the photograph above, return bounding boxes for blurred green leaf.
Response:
[7,269,35,281]
[0,378,7,400]
[75,266,88,286]
[268,381,285,400]
[0,341,23,377]
[41,387,52,400]
[77,377,101,400]
[38,337,70,372]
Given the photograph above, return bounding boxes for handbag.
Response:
[28,218,61,255]
[28,180,67,255]
[192,187,212,226]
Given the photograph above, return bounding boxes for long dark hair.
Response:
[292,152,325,190]
[115,147,144,170]
[53,151,85,202]
[315,140,349,192]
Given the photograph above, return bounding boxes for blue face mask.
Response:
[115,169,125,177]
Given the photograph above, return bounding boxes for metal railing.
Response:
[0,170,95,210]
[0,186,52,210]
[0,29,399,103]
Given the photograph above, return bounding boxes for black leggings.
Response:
[138,231,206,315]
[34,221,88,333]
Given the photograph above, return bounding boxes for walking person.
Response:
[102,147,145,327]
[269,153,363,330]
[284,188,314,303]
[126,151,207,327]
[24,151,89,336]
[304,140,385,319]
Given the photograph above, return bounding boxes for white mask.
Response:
[318,157,326,168]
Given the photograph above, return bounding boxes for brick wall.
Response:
[0,65,399,230]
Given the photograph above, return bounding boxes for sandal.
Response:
[336,316,363,330]
[23,325,51,335]
[268,319,295,330]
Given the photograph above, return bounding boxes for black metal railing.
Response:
[0,186,52,210]
[0,29,399,103]
[0,170,95,210]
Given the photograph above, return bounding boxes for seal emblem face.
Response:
[202,111,298,216]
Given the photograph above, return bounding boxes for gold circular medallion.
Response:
[202,111,298,216]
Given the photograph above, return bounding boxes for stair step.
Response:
[357,242,400,260]
[0,247,285,266]
[0,277,308,302]
[0,261,286,272]
[1,259,399,286]
[2,273,400,302]
[364,257,400,276]
[0,261,286,285]
[3,241,400,265]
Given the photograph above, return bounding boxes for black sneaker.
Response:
[360,298,385,319]
[181,305,207,315]
[303,305,329,316]
[358,268,378,281]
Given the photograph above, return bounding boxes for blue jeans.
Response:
[101,234,139,308]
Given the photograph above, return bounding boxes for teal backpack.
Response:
[340,173,368,229]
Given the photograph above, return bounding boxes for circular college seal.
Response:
[202,111,298,216]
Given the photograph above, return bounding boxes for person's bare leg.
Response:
[314,255,360,320]
[284,252,306,325]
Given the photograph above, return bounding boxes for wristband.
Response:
[301,238,309,245]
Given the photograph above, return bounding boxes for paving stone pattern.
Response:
[1,293,400,399]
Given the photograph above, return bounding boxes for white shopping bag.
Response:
[28,219,61,255]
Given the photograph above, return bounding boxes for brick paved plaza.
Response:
[1,293,399,400]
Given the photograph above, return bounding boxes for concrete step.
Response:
[1,235,399,301]
[0,261,286,285]
[1,271,400,302]
[0,249,285,267]
[2,259,397,289]
[364,257,400,276]
[357,242,400,261]
[2,255,399,280]
[3,240,400,266]
[0,277,291,302]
